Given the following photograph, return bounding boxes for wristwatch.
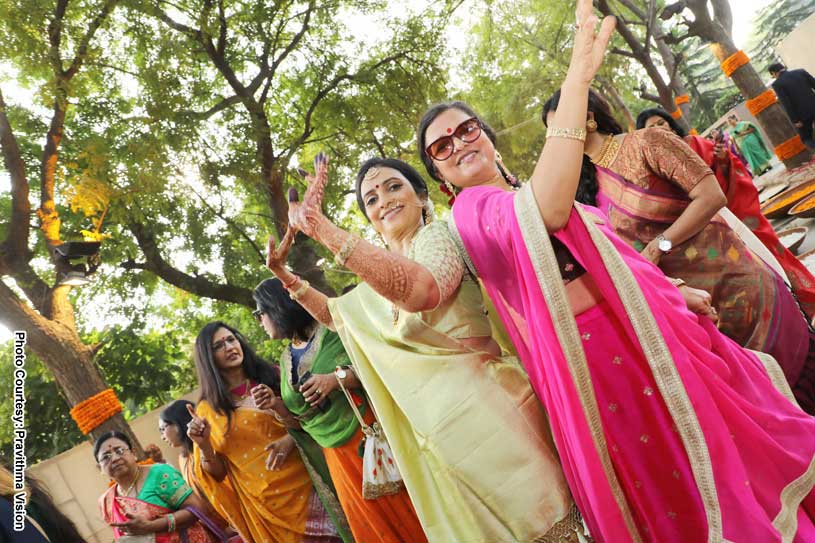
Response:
[335,366,349,380]
[656,234,673,254]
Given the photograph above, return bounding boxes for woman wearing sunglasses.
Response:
[415,2,815,542]
[268,154,583,542]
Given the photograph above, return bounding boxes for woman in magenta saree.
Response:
[416,3,815,541]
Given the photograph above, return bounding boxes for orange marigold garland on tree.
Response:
[745,89,778,117]
[70,388,123,434]
[670,108,683,120]
[674,94,690,106]
[720,50,750,77]
[774,135,808,161]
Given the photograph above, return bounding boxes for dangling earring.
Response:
[376,232,388,248]
[439,180,456,205]
[422,199,435,224]
[586,119,598,132]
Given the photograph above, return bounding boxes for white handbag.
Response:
[336,368,404,499]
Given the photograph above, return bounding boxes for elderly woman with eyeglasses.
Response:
[95,431,218,542]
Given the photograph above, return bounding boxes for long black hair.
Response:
[253,278,315,342]
[417,101,518,189]
[193,321,280,428]
[355,157,428,221]
[541,88,624,207]
[159,399,195,455]
[635,107,687,137]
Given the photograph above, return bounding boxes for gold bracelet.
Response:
[546,127,586,142]
[334,236,360,267]
[289,279,311,300]
[668,276,686,288]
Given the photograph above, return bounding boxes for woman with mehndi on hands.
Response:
[417,1,815,541]
[267,155,585,542]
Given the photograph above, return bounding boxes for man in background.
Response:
[770,62,815,147]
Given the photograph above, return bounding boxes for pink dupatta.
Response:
[99,485,220,543]
[450,184,815,543]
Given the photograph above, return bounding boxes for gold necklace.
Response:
[588,134,621,169]
[122,467,141,497]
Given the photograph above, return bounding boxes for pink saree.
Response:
[99,485,221,543]
[450,184,815,543]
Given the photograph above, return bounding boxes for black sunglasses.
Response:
[252,309,263,322]
[425,117,482,161]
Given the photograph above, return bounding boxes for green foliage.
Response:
[749,0,815,70]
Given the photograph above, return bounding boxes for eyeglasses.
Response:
[212,335,239,352]
[252,309,263,322]
[98,446,130,465]
[425,117,482,161]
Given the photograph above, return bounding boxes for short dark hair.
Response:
[159,399,195,455]
[417,101,498,184]
[253,278,315,341]
[92,431,132,462]
[194,321,281,428]
[635,107,687,137]
[355,158,428,221]
[768,62,786,74]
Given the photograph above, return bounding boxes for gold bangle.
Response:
[334,236,360,267]
[289,279,311,300]
[546,127,586,142]
[668,277,686,288]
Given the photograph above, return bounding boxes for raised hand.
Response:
[288,152,330,238]
[185,403,212,447]
[565,0,616,86]
[266,227,295,274]
[250,383,280,411]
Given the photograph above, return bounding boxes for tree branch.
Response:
[0,86,31,265]
[611,47,638,59]
[65,0,120,79]
[126,222,255,307]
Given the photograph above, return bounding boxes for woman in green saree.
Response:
[727,114,772,175]
[251,278,427,543]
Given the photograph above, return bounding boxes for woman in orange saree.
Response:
[185,322,345,543]
[542,90,815,414]
[637,107,815,321]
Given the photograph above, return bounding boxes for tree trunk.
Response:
[655,37,693,132]
[708,39,812,169]
[0,282,143,455]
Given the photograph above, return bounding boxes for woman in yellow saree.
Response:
[267,156,585,542]
[185,322,345,543]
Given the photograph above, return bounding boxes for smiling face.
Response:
[211,327,244,372]
[359,166,425,241]
[158,419,183,448]
[424,107,498,189]
[96,437,135,480]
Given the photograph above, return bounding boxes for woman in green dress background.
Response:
[727,114,772,175]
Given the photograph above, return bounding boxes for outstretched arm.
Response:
[266,230,336,329]
[531,0,616,232]
[286,154,447,313]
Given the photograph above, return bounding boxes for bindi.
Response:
[446,127,453,134]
